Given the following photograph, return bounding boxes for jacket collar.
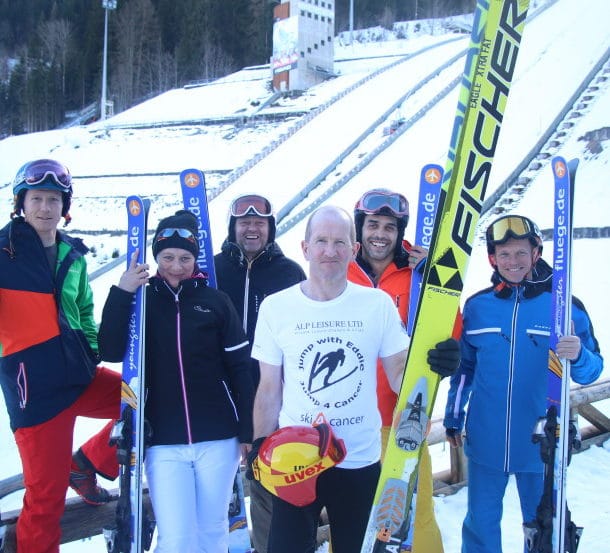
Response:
[149,271,208,295]
[220,239,285,267]
[354,239,412,280]
[1,217,88,259]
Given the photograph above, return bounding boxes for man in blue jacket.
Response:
[214,194,305,553]
[443,214,603,553]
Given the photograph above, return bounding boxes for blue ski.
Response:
[0,510,5,553]
[548,157,579,553]
[526,157,582,553]
[180,169,253,553]
[104,196,155,553]
[407,163,443,337]
[180,169,217,287]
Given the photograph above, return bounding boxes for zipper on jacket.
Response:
[241,250,264,335]
[167,283,193,444]
[242,259,252,334]
[221,380,239,422]
[17,362,28,409]
[503,288,521,472]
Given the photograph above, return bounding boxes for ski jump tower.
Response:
[271,0,335,91]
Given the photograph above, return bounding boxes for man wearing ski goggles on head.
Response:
[214,193,305,553]
[347,187,461,553]
[229,194,274,218]
[443,214,603,553]
[1,158,122,553]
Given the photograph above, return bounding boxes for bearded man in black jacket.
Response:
[214,194,305,553]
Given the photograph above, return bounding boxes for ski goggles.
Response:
[486,215,539,244]
[155,228,197,242]
[19,159,72,190]
[230,194,273,218]
[355,190,409,217]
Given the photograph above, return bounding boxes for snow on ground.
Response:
[1,0,609,550]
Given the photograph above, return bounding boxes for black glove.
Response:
[427,338,460,378]
[445,427,461,440]
[245,437,266,481]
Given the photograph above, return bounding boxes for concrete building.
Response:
[272,0,335,91]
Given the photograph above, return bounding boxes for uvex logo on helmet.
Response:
[283,461,325,484]
[253,422,346,507]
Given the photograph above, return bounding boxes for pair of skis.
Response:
[104,197,155,553]
[106,172,252,552]
[360,0,532,551]
[524,157,582,553]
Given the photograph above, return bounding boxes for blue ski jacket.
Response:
[444,260,603,473]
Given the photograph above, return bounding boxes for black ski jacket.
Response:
[98,275,254,446]
[214,240,306,385]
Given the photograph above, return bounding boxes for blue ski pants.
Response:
[462,459,543,553]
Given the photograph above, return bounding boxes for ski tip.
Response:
[126,196,145,214]
[551,156,579,182]
[567,157,580,174]
[420,163,444,186]
[180,168,205,188]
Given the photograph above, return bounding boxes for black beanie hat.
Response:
[152,210,200,258]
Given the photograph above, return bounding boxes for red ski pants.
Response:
[13,366,121,553]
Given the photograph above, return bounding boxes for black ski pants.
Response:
[268,461,380,553]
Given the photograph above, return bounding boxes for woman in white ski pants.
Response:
[98,210,254,553]
[146,437,240,553]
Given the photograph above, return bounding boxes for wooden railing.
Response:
[430,378,610,495]
[1,379,608,552]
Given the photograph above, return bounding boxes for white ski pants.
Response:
[146,437,240,553]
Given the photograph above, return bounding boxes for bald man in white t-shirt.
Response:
[249,206,459,553]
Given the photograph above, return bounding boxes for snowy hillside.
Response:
[0,0,609,551]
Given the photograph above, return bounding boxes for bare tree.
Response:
[112,0,161,111]
[379,6,395,30]
[200,38,234,82]
[38,19,73,96]
[140,40,177,99]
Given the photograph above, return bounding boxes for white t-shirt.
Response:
[252,281,409,468]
